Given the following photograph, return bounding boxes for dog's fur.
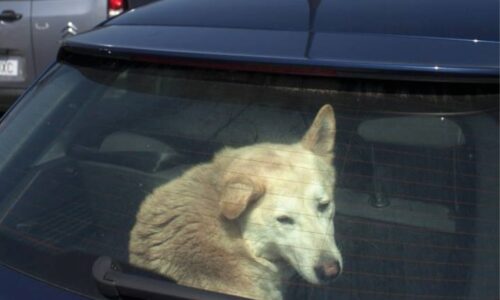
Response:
[129,105,342,299]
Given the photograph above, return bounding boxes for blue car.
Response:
[0,0,498,299]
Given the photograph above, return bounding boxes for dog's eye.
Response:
[318,202,330,212]
[276,216,295,225]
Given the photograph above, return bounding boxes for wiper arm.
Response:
[92,256,248,300]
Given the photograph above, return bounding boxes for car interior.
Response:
[0,59,497,299]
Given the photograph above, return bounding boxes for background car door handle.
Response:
[0,10,23,22]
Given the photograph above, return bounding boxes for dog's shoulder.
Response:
[129,159,262,284]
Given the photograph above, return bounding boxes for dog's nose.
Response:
[314,260,341,281]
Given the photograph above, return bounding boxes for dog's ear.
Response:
[301,104,336,162]
[219,176,265,220]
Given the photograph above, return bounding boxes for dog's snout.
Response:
[314,260,341,281]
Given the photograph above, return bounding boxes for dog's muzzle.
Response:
[314,260,341,282]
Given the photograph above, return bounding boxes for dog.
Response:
[129,104,342,300]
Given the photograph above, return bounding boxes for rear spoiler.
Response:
[58,43,499,84]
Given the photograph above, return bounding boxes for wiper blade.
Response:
[92,256,248,300]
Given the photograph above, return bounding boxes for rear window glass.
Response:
[0,56,498,300]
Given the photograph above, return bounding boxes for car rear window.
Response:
[0,55,498,300]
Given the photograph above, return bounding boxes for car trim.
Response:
[58,42,499,83]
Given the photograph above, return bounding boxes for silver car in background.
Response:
[0,0,156,110]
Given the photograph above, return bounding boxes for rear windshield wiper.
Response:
[92,256,248,300]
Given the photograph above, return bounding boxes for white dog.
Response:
[129,104,342,299]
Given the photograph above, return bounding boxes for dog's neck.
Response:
[241,232,295,280]
[238,214,296,279]
[237,210,296,299]
[248,250,295,300]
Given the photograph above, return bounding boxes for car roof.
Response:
[108,0,499,41]
[61,0,499,82]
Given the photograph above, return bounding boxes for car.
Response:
[0,0,158,111]
[0,0,498,299]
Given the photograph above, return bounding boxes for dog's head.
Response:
[216,104,342,284]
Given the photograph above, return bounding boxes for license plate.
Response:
[0,59,19,76]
